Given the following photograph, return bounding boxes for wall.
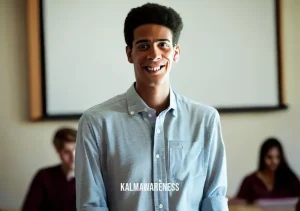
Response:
[0,0,299,208]
[224,0,300,195]
[0,1,77,208]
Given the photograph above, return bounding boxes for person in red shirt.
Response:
[235,137,300,205]
[22,127,77,211]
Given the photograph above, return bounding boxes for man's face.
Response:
[126,24,180,87]
[57,142,76,170]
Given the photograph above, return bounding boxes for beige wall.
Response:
[0,1,77,208]
[0,0,299,209]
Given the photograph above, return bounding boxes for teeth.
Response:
[147,66,160,71]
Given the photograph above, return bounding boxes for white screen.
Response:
[43,0,279,115]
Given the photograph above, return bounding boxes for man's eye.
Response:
[138,44,149,50]
[159,42,169,48]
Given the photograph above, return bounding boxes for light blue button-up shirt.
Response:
[75,83,228,211]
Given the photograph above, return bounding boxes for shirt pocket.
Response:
[168,140,205,182]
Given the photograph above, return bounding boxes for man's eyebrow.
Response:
[134,39,171,45]
[155,39,171,43]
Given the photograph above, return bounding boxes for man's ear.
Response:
[173,45,180,63]
[126,46,133,63]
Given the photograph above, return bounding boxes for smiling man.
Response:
[75,3,228,211]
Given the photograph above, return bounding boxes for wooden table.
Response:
[0,209,19,211]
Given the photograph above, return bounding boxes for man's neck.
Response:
[135,82,170,116]
[61,165,74,181]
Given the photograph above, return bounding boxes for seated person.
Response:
[235,137,300,204]
[22,127,77,211]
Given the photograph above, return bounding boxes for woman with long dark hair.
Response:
[235,137,300,203]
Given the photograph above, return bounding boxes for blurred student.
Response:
[235,137,300,204]
[22,128,77,211]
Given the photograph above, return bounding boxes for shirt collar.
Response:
[126,83,177,117]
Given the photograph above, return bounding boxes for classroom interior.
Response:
[0,0,299,210]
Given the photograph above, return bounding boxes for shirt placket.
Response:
[153,114,168,211]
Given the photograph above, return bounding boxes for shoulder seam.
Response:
[90,94,126,110]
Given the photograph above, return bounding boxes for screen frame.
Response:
[27,0,288,121]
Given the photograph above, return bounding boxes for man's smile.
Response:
[143,65,166,73]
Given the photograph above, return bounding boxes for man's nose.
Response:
[147,47,162,61]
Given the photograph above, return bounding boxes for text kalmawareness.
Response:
[120,183,180,191]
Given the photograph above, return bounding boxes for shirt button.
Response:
[158,179,162,183]
[156,154,159,158]
[130,111,134,115]
[148,113,152,118]
[156,128,161,134]
[159,204,163,209]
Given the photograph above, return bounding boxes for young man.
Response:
[22,128,77,211]
[75,3,228,211]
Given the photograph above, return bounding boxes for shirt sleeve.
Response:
[201,110,229,211]
[21,170,44,211]
[75,113,109,211]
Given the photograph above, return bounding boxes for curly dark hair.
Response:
[124,3,183,48]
